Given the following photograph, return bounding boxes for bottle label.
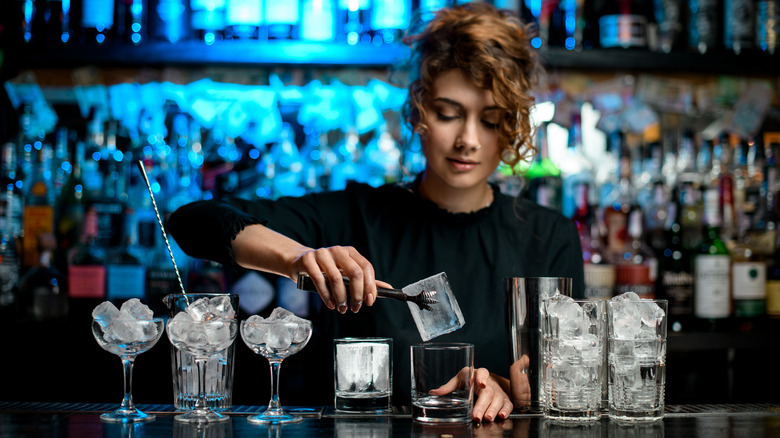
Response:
[584,263,616,300]
[732,262,766,299]
[22,205,54,268]
[107,265,146,300]
[661,269,695,316]
[82,0,115,29]
[694,254,731,318]
[616,264,655,299]
[766,280,780,316]
[68,265,106,298]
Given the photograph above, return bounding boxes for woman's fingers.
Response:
[472,368,513,423]
[297,246,380,313]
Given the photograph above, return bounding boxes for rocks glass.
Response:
[410,343,474,423]
[334,337,393,413]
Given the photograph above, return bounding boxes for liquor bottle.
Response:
[225,0,262,39]
[710,133,736,244]
[603,135,634,263]
[730,218,766,320]
[338,0,370,44]
[369,0,409,45]
[522,122,563,212]
[678,180,703,256]
[723,0,754,53]
[51,127,71,196]
[583,206,617,300]
[301,0,336,41]
[114,0,147,45]
[191,0,226,43]
[560,111,594,218]
[67,206,106,299]
[55,141,88,272]
[694,187,732,323]
[149,0,190,43]
[657,187,695,332]
[19,232,68,320]
[265,0,299,39]
[655,0,686,52]
[0,143,23,312]
[614,208,657,299]
[644,180,669,256]
[45,0,73,45]
[90,121,126,251]
[81,0,115,44]
[82,107,105,200]
[688,0,720,53]
[763,142,780,318]
[22,143,56,269]
[106,207,146,300]
[598,0,651,48]
[757,0,779,54]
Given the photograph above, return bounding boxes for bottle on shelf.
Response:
[521,121,563,212]
[149,0,191,43]
[106,207,146,300]
[191,0,226,44]
[44,0,73,45]
[723,0,754,54]
[80,0,115,44]
[688,0,721,54]
[114,0,147,44]
[694,185,732,326]
[756,0,779,55]
[729,216,767,321]
[575,183,616,300]
[338,0,371,44]
[644,180,669,257]
[369,0,410,45]
[19,232,68,320]
[655,0,686,53]
[613,208,658,299]
[67,206,107,299]
[0,143,23,313]
[763,142,780,318]
[657,186,695,332]
[55,141,88,272]
[301,0,336,42]
[265,0,300,39]
[560,110,594,218]
[22,142,56,270]
[225,0,263,39]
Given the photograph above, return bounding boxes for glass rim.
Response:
[163,292,239,299]
[335,337,392,342]
[411,342,473,350]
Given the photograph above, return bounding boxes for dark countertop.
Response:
[2,402,779,438]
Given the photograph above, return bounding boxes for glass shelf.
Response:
[11,41,779,75]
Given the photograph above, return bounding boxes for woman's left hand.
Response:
[430,367,513,423]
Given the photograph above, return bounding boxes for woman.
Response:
[168,3,584,422]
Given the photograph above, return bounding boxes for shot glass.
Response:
[410,343,474,424]
[607,297,668,422]
[163,293,238,412]
[334,337,393,413]
[541,297,604,421]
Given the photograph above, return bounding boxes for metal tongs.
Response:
[296,273,439,311]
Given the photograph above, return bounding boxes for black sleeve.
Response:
[166,189,357,269]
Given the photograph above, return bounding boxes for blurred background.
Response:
[0,0,778,408]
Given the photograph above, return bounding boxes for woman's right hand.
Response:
[232,224,388,314]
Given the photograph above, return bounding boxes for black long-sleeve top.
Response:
[167,178,585,406]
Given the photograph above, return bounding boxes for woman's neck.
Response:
[417,173,494,214]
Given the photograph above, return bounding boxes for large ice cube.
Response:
[120,298,154,320]
[92,301,120,329]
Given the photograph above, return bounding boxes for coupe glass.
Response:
[166,318,238,423]
[91,317,165,423]
[241,317,313,424]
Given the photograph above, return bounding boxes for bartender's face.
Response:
[421,68,502,191]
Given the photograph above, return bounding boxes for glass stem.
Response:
[120,357,137,412]
[267,359,283,412]
[194,357,209,413]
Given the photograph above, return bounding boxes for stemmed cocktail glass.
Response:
[167,309,238,423]
[91,300,164,423]
[241,308,313,424]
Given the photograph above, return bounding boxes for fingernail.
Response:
[485,415,493,422]
[351,301,363,313]
[326,299,335,310]
[338,302,348,314]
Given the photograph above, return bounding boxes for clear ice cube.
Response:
[405,273,464,342]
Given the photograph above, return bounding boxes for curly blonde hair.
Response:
[401,3,542,170]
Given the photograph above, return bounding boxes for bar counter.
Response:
[2,402,779,437]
